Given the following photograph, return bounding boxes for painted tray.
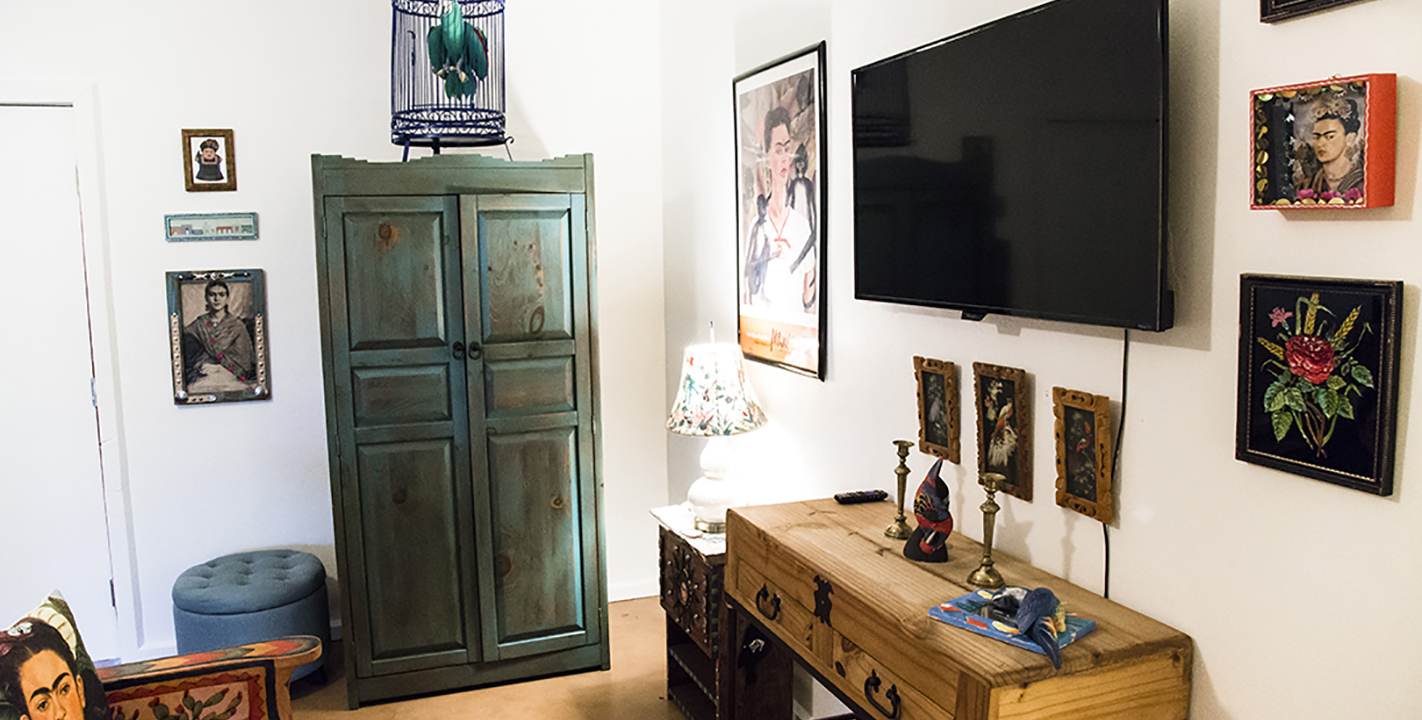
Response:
[929,589,1096,658]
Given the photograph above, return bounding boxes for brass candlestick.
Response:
[967,472,1006,589]
[885,440,914,539]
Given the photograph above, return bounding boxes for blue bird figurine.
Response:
[1016,587,1063,669]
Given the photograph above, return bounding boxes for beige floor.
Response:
[291,596,686,720]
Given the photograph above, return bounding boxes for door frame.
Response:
[1,81,138,661]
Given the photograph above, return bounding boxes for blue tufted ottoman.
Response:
[172,550,330,682]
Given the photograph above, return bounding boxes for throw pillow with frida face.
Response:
[0,592,111,720]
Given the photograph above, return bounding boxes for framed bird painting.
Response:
[1053,387,1114,524]
[915,356,960,464]
[973,362,1032,501]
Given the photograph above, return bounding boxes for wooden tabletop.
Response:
[727,498,1192,690]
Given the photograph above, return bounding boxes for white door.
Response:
[0,104,119,659]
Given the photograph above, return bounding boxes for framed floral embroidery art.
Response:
[1236,274,1400,495]
[167,269,270,404]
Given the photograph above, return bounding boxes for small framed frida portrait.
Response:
[914,356,960,464]
[973,362,1031,501]
[1236,274,1401,495]
[1261,0,1369,23]
[735,42,828,380]
[1250,74,1395,209]
[182,128,237,192]
[167,269,270,404]
[1053,388,1114,524]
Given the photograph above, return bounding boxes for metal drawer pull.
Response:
[864,670,901,719]
[754,584,781,620]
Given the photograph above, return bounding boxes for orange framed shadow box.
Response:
[1250,73,1395,210]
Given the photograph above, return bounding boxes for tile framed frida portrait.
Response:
[167,269,270,404]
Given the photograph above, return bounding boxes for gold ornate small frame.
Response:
[182,128,237,192]
[1053,387,1114,523]
[913,356,959,463]
[973,362,1031,501]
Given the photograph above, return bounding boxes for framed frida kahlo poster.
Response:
[1236,274,1400,495]
[734,42,827,379]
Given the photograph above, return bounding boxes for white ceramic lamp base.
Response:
[687,435,735,533]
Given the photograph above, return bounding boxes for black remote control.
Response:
[834,489,888,504]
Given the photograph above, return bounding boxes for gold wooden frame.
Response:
[972,362,1031,501]
[1052,387,1114,523]
[182,128,237,192]
[914,356,959,463]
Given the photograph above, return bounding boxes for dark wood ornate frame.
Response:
[972,362,1031,501]
[914,356,959,464]
[1053,387,1114,524]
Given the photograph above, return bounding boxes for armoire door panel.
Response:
[483,357,576,417]
[322,194,482,684]
[340,205,453,351]
[485,427,585,650]
[475,195,575,344]
[480,338,577,363]
[352,365,453,426]
[353,422,459,446]
[355,440,472,673]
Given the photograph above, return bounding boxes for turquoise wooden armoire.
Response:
[310,154,608,707]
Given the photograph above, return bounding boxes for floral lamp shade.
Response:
[667,343,768,437]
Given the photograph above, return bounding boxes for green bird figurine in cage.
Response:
[427,0,489,99]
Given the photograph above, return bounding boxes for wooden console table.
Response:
[725,499,1192,720]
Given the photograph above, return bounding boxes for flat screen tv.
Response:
[851,0,1172,331]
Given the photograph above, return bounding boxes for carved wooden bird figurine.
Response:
[912,458,954,553]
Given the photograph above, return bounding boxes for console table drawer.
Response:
[832,634,953,720]
[732,559,825,663]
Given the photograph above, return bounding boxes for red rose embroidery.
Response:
[1285,334,1335,385]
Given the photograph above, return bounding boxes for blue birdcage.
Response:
[391,0,506,154]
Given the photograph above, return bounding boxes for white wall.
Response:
[0,0,668,658]
[661,0,1422,718]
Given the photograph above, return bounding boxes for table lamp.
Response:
[666,339,768,532]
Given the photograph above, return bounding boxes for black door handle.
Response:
[452,341,466,360]
[468,341,483,360]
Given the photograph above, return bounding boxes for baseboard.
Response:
[608,577,659,602]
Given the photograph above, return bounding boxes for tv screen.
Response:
[851,0,1172,331]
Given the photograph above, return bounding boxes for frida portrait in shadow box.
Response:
[1250,73,1395,210]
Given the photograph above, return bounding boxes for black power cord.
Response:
[1103,329,1130,600]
